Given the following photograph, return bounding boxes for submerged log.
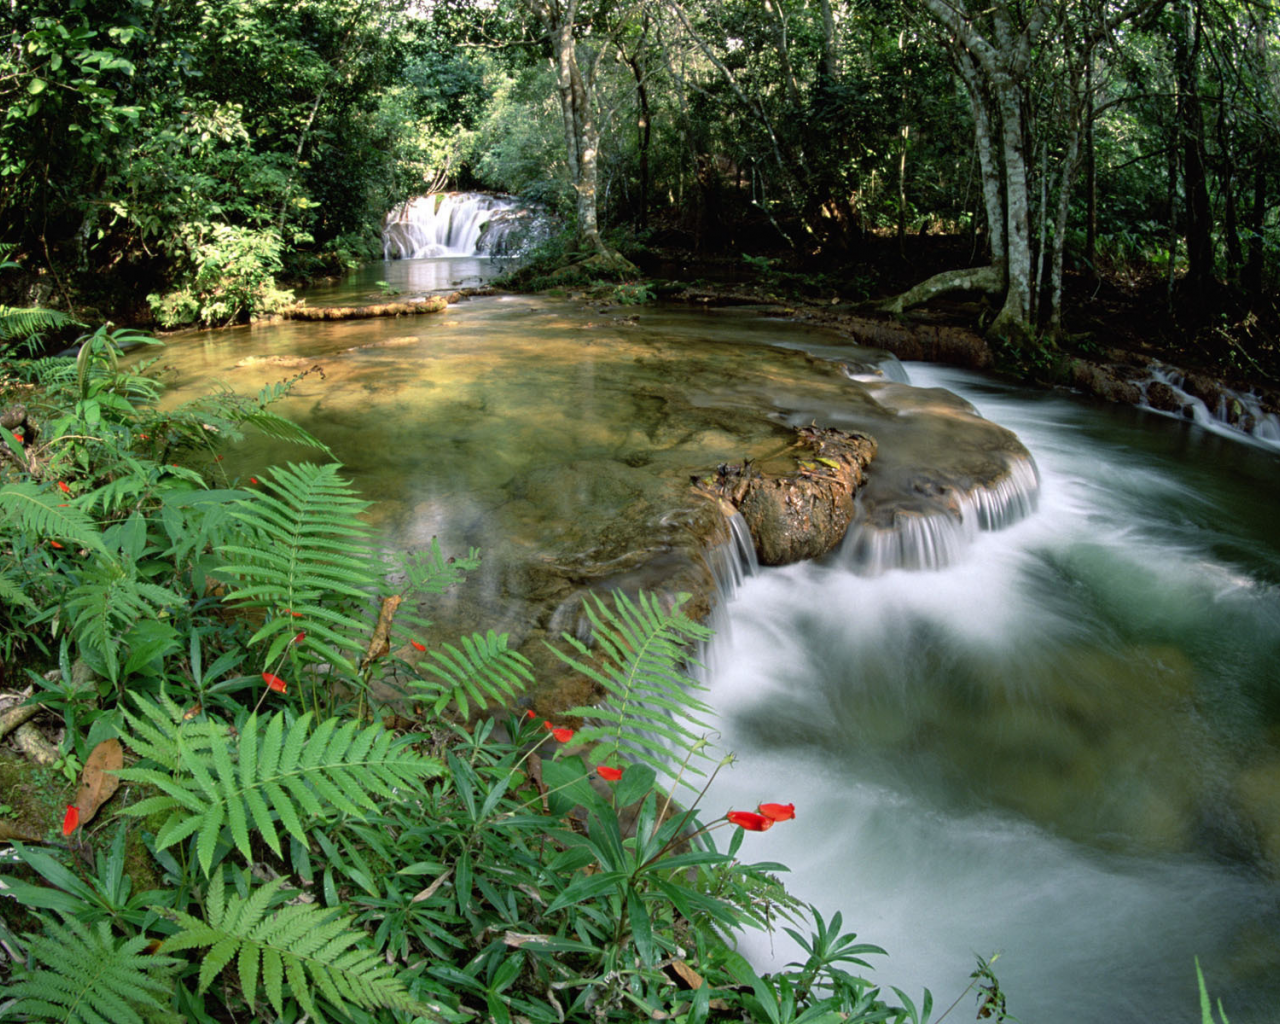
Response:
[699,425,877,565]
[281,296,449,320]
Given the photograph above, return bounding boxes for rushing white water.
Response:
[699,363,1280,1024]
[1136,361,1280,451]
[382,193,550,259]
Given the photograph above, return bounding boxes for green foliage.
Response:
[6,913,182,1024]
[411,629,534,717]
[162,869,431,1021]
[553,591,714,781]
[148,224,295,327]
[117,693,441,873]
[217,462,379,673]
[1197,958,1231,1024]
[0,304,78,355]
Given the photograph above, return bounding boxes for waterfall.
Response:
[1137,361,1280,450]
[840,453,1041,574]
[382,193,551,260]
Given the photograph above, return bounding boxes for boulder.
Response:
[700,425,877,565]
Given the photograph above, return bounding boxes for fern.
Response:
[117,695,442,874]
[411,629,535,717]
[0,483,105,553]
[6,913,180,1024]
[552,591,715,780]
[161,870,430,1022]
[216,462,379,671]
[0,304,77,352]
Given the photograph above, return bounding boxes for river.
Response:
[152,257,1280,1023]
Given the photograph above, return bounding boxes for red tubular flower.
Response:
[283,609,303,618]
[758,802,795,822]
[542,720,553,730]
[410,640,426,652]
[525,709,536,719]
[249,476,259,485]
[551,727,574,743]
[57,480,70,494]
[292,631,306,645]
[727,811,774,832]
[597,765,624,782]
[49,540,64,549]
[62,804,79,836]
[262,672,287,693]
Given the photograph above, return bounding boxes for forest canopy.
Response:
[1,0,1278,368]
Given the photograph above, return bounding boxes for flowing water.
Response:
[150,259,1280,1022]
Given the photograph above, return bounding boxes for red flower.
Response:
[410,640,426,651]
[57,480,70,494]
[598,765,624,782]
[62,804,79,836]
[13,433,23,443]
[262,672,287,693]
[49,540,64,550]
[138,433,149,440]
[292,631,306,645]
[525,709,536,719]
[758,802,795,822]
[283,609,304,618]
[727,811,774,832]
[250,476,259,485]
[551,727,574,743]
[215,454,224,462]
[543,719,552,730]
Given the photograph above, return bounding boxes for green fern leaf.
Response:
[552,592,714,781]
[411,630,534,717]
[7,913,180,1024]
[161,871,430,1021]
[0,483,105,553]
[116,697,441,873]
[216,463,378,672]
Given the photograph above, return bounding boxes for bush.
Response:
[148,224,296,328]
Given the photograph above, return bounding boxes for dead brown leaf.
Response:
[74,738,123,827]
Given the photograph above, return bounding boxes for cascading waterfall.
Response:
[1136,360,1280,450]
[382,193,550,260]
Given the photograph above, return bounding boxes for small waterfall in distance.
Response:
[382,192,552,259]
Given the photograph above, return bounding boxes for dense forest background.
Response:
[2,0,1278,376]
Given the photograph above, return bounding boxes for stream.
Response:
[151,257,1280,1023]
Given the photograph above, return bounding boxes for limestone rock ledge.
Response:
[698,425,877,565]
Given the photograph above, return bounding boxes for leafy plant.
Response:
[162,870,431,1022]
[5,912,182,1024]
[117,692,441,873]
[553,591,714,781]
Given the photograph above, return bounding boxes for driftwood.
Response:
[0,702,43,742]
[281,296,449,321]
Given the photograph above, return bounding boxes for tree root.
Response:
[877,264,1004,314]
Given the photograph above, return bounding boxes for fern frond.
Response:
[552,592,714,780]
[117,697,442,874]
[0,483,105,553]
[0,566,36,611]
[216,463,378,671]
[0,304,77,348]
[238,409,331,452]
[7,913,180,1024]
[410,630,534,718]
[162,870,431,1022]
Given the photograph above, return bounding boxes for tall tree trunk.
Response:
[626,51,651,229]
[1175,1,1212,298]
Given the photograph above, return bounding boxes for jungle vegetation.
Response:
[0,0,1277,371]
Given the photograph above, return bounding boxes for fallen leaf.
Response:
[667,960,705,990]
[74,738,123,827]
